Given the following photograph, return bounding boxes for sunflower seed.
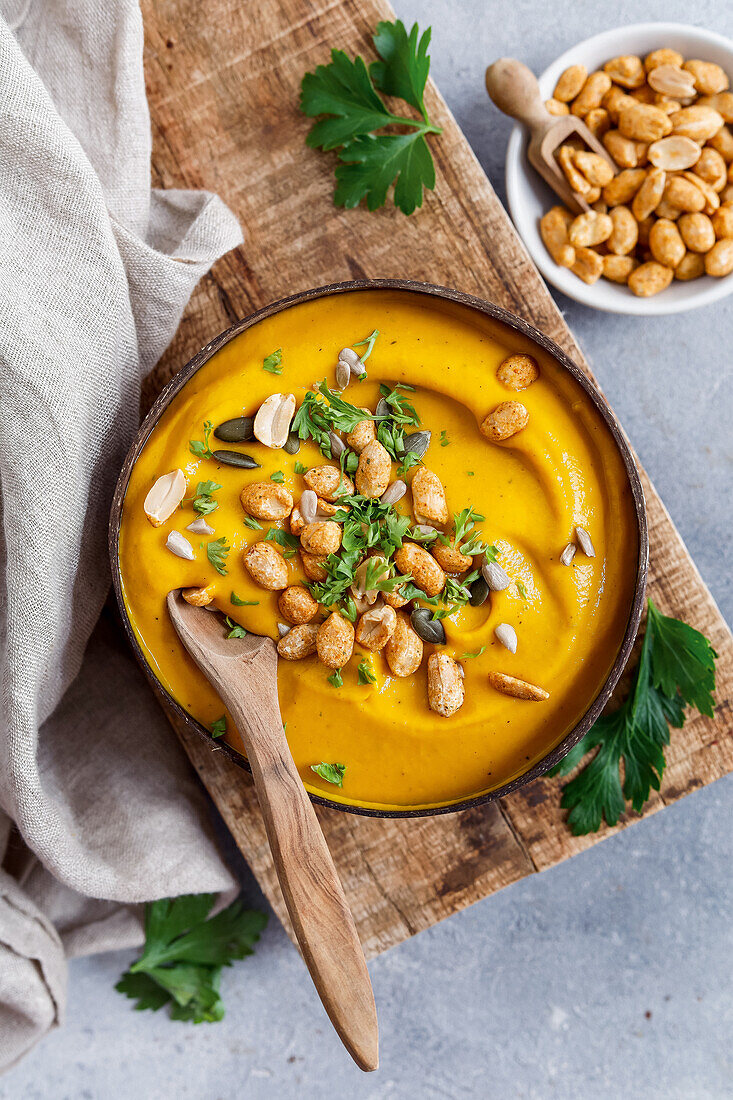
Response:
[214,416,254,443]
[328,431,346,457]
[575,526,595,558]
[349,358,367,378]
[166,531,194,560]
[212,450,261,469]
[410,607,446,645]
[187,517,215,535]
[482,560,510,591]
[494,623,518,654]
[277,622,290,637]
[339,347,360,367]
[560,542,576,566]
[401,430,431,459]
[469,576,490,606]
[381,479,407,506]
[336,360,350,390]
[299,489,318,524]
[283,431,301,455]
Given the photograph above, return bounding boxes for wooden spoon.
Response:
[485,58,616,214]
[166,590,378,1072]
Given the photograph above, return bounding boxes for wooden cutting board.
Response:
[139,0,733,957]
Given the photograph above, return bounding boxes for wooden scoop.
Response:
[485,58,616,214]
[166,591,378,1072]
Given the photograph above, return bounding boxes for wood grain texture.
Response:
[139,0,733,958]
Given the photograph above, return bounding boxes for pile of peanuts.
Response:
[541,48,733,296]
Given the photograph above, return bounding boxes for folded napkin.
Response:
[0,0,244,1070]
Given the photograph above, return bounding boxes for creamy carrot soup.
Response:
[119,290,638,811]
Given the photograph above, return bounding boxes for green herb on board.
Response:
[310,762,346,787]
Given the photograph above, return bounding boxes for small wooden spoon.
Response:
[166,591,378,1072]
[485,58,616,214]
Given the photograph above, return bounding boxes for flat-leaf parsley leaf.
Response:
[310,762,346,787]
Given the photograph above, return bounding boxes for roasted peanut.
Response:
[654,198,681,220]
[568,210,613,246]
[351,554,387,607]
[603,129,640,168]
[630,84,656,104]
[649,218,686,267]
[647,64,696,100]
[487,671,549,701]
[355,439,391,498]
[683,60,729,97]
[604,54,645,89]
[480,401,529,441]
[630,167,666,220]
[540,206,575,268]
[496,353,539,390]
[571,246,604,284]
[670,105,725,142]
[554,64,587,102]
[240,481,293,521]
[664,174,705,212]
[584,185,602,204]
[647,134,701,170]
[644,48,684,73]
[545,97,569,116]
[394,543,446,597]
[144,469,186,527]
[607,205,639,254]
[698,93,733,124]
[602,167,646,205]
[382,582,410,609]
[253,393,296,448]
[432,541,473,573]
[709,124,733,161]
[243,541,289,589]
[653,95,684,116]
[299,520,341,556]
[278,585,319,624]
[675,251,705,280]
[678,211,716,252]
[602,254,639,283]
[602,85,632,123]
[692,146,727,191]
[411,466,449,525]
[628,260,674,297]
[277,623,318,660]
[681,171,720,215]
[427,654,465,718]
[289,506,306,537]
[585,107,610,137]
[572,150,615,187]
[712,201,733,239]
[182,584,215,606]
[300,550,329,581]
[618,100,672,142]
[571,71,612,116]
[316,612,354,669]
[303,465,353,501]
[355,604,397,651]
[558,144,592,194]
[704,238,733,276]
[345,410,376,453]
[385,612,424,677]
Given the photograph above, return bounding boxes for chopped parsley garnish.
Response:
[115,893,266,1023]
[211,716,227,739]
[242,516,262,530]
[231,592,258,606]
[462,646,486,659]
[300,20,441,215]
[431,570,479,619]
[225,617,247,639]
[310,762,346,787]
[550,599,717,835]
[189,420,214,461]
[294,461,308,475]
[270,470,285,483]
[327,670,344,689]
[357,659,377,685]
[262,348,283,375]
[397,450,422,478]
[207,537,230,576]
[352,329,380,362]
[292,381,375,456]
[517,582,528,601]
[440,430,450,447]
[193,480,221,516]
[264,528,299,557]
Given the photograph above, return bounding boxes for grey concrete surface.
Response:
[4,2,732,1097]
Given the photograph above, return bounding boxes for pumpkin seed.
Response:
[469,576,490,606]
[214,416,254,443]
[212,450,261,469]
[283,432,301,455]
[401,430,431,459]
[482,560,510,591]
[375,397,391,419]
[410,607,446,645]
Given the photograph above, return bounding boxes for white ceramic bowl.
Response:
[505,23,733,315]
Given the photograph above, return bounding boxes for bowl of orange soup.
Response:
[110,281,648,816]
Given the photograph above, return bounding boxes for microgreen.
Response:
[270,471,285,483]
[242,516,262,530]
[225,617,247,639]
[310,761,346,786]
[292,382,375,457]
[264,528,299,557]
[397,450,422,478]
[115,894,266,1023]
[327,670,344,689]
[440,430,450,447]
[358,659,377,685]
[294,461,308,475]
[262,348,282,375]
[550,599,717,835]
[432,570,479,619]
[300,20,441,215]
[352,329,380,362]
[207,537,230,576]
[192,480,221,516]
[189,420,214,461]
[231,592,258,607]
[211,716,227,739]
[462,646,486,659]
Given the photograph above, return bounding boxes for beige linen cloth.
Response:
[0,0,245,1070]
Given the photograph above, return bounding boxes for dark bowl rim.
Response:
[109,278,649,818]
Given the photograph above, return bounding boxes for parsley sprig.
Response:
[292,381,374,457]
[116,894,266,1023]
[550,599,717,835]
[207,537,230,576]
[189,421,214,461]
[300,20,442,215]
[192,480,221,516]
[263,348,282,375]
[310,762,346,787]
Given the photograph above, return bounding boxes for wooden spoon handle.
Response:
[485,57,554,136]
[226,689,379,1072]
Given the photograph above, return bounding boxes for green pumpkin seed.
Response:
[283,432,301,455]
[212,450,261,469]
[375,397,391,419]
[402,430,431,459]
[469,576,490,607]
[410,608,446,645]
[214,416,255,443]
